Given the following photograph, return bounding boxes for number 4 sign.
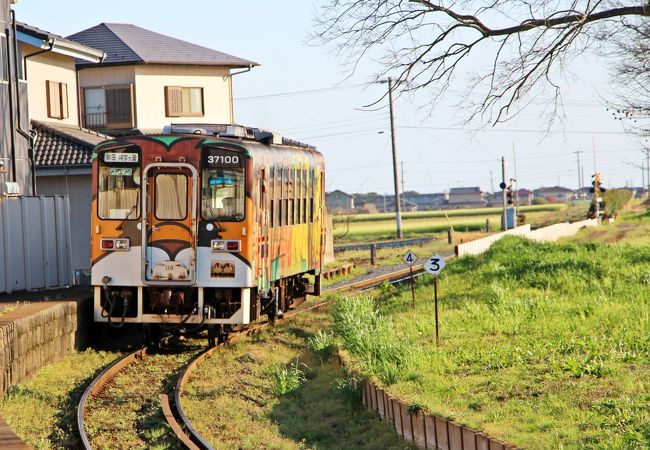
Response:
[424,254,446,276]
[402,250,417,266]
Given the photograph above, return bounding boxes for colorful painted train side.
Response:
[90,124,325,344]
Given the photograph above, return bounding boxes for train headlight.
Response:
[211,240,240,252]
[114,239,130,250]
[101,238,130,251]
[211,240,226,251]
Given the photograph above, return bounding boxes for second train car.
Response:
[90,124,325,344]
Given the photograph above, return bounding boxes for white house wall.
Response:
[77,65,137,89]
[24,45,80,125]
[134,65,232,130]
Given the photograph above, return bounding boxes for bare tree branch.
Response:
[312,1,650,125]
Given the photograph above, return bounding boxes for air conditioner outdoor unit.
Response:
[0,182,21,197]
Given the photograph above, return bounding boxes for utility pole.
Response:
[500,157,507,231]
[641,161,646,197]
[574,150,583,199]
[512,144,519,208]
[401,161,406,211]
[645,148,650,192]
[386,77,403,238]
[490,170,495,194]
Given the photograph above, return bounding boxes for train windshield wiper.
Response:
[117,190,140,231]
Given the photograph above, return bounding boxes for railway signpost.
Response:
[424,254,446,346]
[403,250,418,308]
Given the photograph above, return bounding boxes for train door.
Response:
[258,167,269,289]
[142,163,197,285]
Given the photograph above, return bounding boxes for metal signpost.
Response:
[403,250,418,308]
[424,254,446,346]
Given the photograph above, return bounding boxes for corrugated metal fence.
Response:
[0,196,72,294]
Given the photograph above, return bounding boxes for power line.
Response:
[234,83,371,102]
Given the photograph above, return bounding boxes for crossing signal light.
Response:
[506,179,515,205]
[590,172,605,193]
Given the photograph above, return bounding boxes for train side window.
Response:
[283,168,289,226]
[302,169,307,224]
[309,168,315,223]
[155,173,188,220]
[97,165,141,220]
[289,168,294,226]
[269,167,274,228]
[293,167,299,225]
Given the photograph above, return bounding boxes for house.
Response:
[67,23,257,134]
[409,192,448,210]
[326,189,354,213]
[448,187,486,207]
[516,188,533,205]
[12,22,104,276]
[0,1,32,195]
[534,186,574,203]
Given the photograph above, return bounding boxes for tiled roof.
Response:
[16,22,105,62]
[68,23,257,68]
[32,121,108,168]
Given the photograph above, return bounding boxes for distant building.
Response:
[534,186,574,203]
[448,187,486,207]
[407,192,448,210]
[516,188,533,205]
[326,190,354,213]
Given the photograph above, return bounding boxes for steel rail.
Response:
[76,348,147,450]
[166,253,454,448]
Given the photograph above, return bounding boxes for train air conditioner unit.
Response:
[0,182,20,197]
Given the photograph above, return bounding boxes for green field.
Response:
[332,204,572,241]
[332,204,567,223]
[333,236,650,449]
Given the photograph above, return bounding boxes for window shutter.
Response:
[165,86,183,117]
[106,87,131,124]
[46,81,61,119]
[61,83,69,119]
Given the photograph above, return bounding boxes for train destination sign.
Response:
[104,152,139,163]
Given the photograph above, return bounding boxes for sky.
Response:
[13,0,644,195]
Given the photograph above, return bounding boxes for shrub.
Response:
[336,375,364,408]
[269,360,307,396]
[307,330,335,362]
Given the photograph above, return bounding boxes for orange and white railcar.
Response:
[91,124,325,343]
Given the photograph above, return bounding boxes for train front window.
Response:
[98,165,141,220]
[202,167,245,221]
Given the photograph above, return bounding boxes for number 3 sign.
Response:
[424,254,446,276]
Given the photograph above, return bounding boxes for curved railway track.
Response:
[77,254,453,449]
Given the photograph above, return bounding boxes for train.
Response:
[90,124,326,345]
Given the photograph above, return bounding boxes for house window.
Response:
[46,81,69,119]
[83,86,134,129]
[165,86,204,117]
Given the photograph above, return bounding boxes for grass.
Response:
[181,310,415,449]
[0,350,120,449]
[332,236,650,449]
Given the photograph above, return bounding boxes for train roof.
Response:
[161,123,316,150]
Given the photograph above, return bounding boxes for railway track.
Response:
[77,255,454,449]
